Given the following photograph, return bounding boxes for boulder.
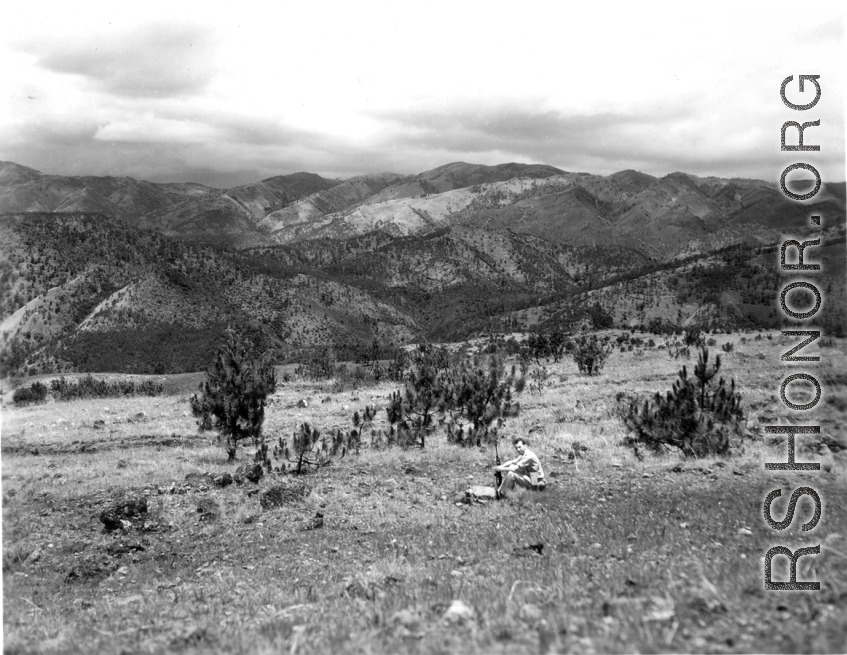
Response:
[233,463,263,484]
[212,473,234,488]
[100,497,148,532]
[442,600,476,625]
[467,485,497,501]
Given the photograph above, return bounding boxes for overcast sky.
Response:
[1,1,844,188]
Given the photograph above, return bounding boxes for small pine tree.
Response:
[386,349,410,382]
[353,405,377,450]
[190,329,276,461]
[685,328,706,348]
[275,422,352,473]
[622,347,745,457]
[441,354,522,447]
[571,333,613,375]
[524,332,549,364]
[385,344,452,448]
[528,366,549,394]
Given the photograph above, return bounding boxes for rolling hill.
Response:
[0,159,845,375]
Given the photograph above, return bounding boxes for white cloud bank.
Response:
[1,1,843,187]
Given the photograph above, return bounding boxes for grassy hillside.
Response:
[3,333,846,653]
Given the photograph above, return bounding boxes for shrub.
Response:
[524,332,549,364]
[12,381,48,406]
[571,333,613,376]
[721,342,734,353]
[385,344,453,448]
[444,355,523,447]
[273,422,354,474]
[621,348,746,458]
[666,340,691,360]
[190,329,277,461]
[684,328,706,348]
[528,366,549,394]
[523,329,568,363]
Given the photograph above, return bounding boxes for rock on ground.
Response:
[100,497,148,532]
[442,600,476,625]
[234,463,264,484]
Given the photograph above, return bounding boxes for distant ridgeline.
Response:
[0,160,844,375]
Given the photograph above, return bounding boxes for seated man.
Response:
[494,437,546,498]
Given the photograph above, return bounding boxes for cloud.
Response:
[793,17,844,44]
[371,106,708,174]
[367,103,844,181]
[94,116,220,144]
[1,6,842,187]
[21,22,215,99]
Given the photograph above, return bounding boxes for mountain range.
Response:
[1,160,844,375]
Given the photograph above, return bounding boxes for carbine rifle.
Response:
[494,441,503,499]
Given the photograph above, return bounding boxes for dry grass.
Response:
[2,331,847,654]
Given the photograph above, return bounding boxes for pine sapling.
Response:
[622,347,745,457]
[190,329,276,461]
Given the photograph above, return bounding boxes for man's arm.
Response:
[495,456,519,471]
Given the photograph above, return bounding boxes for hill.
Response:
[0,162,344,247]
[1,161,843,260]
[0,158,845,375]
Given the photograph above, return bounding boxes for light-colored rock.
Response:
[442,599,476,625]
[467,485,497,500]
[519,603,543,624]
[390,608,421,630]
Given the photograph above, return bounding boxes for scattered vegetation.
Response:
[50,375,164,401]
[3,330,845,654]
[12,375,165,405]
[294,345,339,380]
